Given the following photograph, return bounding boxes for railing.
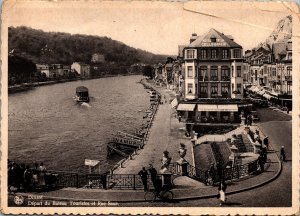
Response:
[31,157,259,190]
[221,76,230,81]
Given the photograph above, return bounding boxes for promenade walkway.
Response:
[115,85,193,174]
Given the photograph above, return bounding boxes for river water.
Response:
[8,75,150,173]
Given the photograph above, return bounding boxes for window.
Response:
[221,67,230,81]
[200,50,207,59]
[232,83,234,91]
[211,83,218,96]
[233,49,241,58]
[272,68,276,77]
[187,66,193,77]
[222,49,228,59]
[200,83,208,98]
[231,66,234,77]
[221,83,230,97]
[211,37,216,42]
[199,66,208,81]
[237,84,242,94]
[255,70,258,81]
[195,84,198,95]
[287,66,292,76]
[186,50,195,59]
[210,66,218,81]
[237,66,241,77]
[211,50,217,59]
[187,83,193,94]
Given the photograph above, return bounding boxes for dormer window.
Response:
[211,36,217,42]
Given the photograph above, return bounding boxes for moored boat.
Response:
[75,86,89,102]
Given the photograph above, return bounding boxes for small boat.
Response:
[75,86,89,103]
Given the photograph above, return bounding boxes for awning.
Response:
[197,104,238,112]
[217,104,238,111]
[263,94,275,100]
[252,87,260,92]
[257,89,266,95]
[171,98,178,108]
[177,103,196,111]
[197,104,218,112]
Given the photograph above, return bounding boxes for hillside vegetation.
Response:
[8,26,167,66]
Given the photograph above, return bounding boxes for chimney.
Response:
[190,33,198,44]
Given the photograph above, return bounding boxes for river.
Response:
[8,75,150,173]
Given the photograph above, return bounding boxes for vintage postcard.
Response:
[1,0,299,215]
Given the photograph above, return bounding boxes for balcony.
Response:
[285,76,292,81]
[210,76,218,81]
[199,76,208,81]
[221,76,230,81]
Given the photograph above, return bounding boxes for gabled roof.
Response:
[188,28,242,48]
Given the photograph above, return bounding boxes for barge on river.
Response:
[75,86,89,103]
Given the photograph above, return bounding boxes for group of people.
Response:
[8,160,55,192]
[138,164,161,193]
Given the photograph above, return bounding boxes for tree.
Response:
[8,55,36,85]
[142,65,154,79]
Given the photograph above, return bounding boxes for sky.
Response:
[3,1,295,55]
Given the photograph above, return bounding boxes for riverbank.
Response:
[8,73,142,94]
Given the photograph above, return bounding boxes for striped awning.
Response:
[177,103,196,111]
[197,104,238,112]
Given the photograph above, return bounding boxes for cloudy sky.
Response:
[3,1,294,55]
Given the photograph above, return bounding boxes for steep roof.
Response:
[272,43,287,61]
[188,28,242,48]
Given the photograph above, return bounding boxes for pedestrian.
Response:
[38,162,47,189]
[263,137,269,150]
[280,146,286,162]
[258,154,265,172]
[32,163,39,190]
[138,167,148,191]
[218,180,227,206]
[148,164,158,190]
[23,165,32,192]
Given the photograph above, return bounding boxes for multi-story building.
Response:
[177,29,251,125]
[71,62,91,78]
[244,39,292,108]
[36,64,50,77]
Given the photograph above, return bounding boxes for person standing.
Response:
[263,137,269,150]
[280,146,286,162]
[138,167,148,191]
[148,164,158,190]
[23,165,32,192]
[38,162,47,189]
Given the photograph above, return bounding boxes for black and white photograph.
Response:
[2,1,299,215]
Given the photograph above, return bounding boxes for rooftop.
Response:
[188,28,242,48]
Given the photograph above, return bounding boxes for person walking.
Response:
[148,164,158,191]
[138,167,148,191]
[218,180,227,206]
[280,146,286,162]
[263,137,269,150]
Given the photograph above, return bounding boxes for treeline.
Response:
[8,26,167,66]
